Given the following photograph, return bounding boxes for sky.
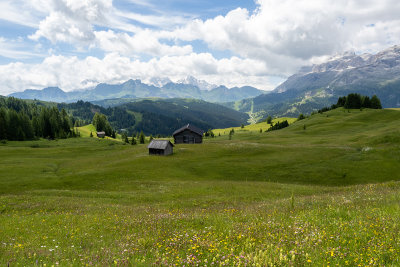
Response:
[1,0,400,95]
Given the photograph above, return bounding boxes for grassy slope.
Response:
[213,117,297,135]
[77,124,123,140]
[1,108,400,266]
[76,124,97,137]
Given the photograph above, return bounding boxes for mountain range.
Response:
[225,45,400,120]
[8,78,264,104]
[7,45,400,121]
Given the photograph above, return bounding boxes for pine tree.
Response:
[336,96,347,107]
[7,109,19,140]
[139,131,145,144]
[370,95,382,109]
[121,132,128,143]
[90,132,93,137]
[362,96,371,108]
[0,108,8,140]
[344,93,362,109]
[131,134,137,145]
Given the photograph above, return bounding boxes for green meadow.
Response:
[213,117,298,136]
[1,108,400,266]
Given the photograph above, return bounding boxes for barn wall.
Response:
[164,145,173,155]
[174,130,202,144]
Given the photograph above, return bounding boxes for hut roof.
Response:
[147,140,174,150]
[173,124,204,136]
[97,131,105,135]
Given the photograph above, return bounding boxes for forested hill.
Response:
[59,98,249,136]
[119,98,249,132]
[0,97,75,140]
[0,96,249,137]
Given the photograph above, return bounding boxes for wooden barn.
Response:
[173,124,204,144]
[97,131,105,138]
[148,140,174,156]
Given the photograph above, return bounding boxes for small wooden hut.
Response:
[97,131,106,138]
[148,140,174,156]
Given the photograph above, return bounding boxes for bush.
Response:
[267,120,289,132]
[297,114,306,121]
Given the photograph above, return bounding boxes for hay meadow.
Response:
[1,108,400,266]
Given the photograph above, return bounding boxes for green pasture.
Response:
[76,124,97,138]
[77,124,123,140]
[1,108,400,266]
[213,117,297,136]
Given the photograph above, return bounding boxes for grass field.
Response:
[77,124,123,140]
[1,108,400,266]
[213,117,298,136]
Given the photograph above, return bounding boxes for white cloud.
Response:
[115,9,191,29]
[29,0,112,45]
[165,0,400,75]
[94,30,193,57]
[26,0,400,73]
[28,0,192,56]
[0,53,275,95]
[2,0,400,94]
[0,0,43,28]
[0,37,45,59]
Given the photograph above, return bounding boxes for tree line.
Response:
[92,112,115,137]
[0,97,77,141]
[58,100,136,135]
[318,93,382,113]
[266,120,289,132]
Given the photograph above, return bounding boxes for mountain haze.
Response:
[9,78,264,104]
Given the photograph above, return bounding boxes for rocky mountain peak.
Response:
[177,76,218,91]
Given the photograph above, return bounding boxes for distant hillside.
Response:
[59,98,249,136]
[9,78,264,104]
[225,45,400,120]
[9,87,68,103]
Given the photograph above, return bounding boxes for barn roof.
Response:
[148,140,174,149]
[173,124,204,136]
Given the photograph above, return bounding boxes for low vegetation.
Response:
[1,108,400,265]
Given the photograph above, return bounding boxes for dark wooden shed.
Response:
[97,131,105,138]
[148,140,174,156]
[173,124,204,144]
